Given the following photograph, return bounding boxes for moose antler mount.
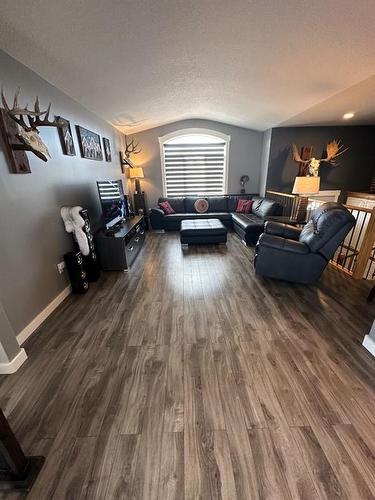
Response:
[291,140,348,177]
[0,88,63,173]
[120,135,142,170]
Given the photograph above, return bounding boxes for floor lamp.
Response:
[292,176,320,222]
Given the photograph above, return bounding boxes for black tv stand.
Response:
[95,215,145,271]
[105,221,125,236]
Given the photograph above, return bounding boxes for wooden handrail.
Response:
[307,199,374,214]
[344,204,374,214]
[352,207,375,279]
[266,190,295,199]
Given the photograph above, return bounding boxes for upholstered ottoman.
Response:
[180,219,227,245]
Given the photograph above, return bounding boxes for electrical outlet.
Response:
[57,261,66,274]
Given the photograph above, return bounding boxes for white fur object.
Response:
[60,206,90,256]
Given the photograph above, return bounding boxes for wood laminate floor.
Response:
[1,231,375,500]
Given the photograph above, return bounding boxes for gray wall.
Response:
[266,126,375,198]
[0,49,124,336]
[259,129,272,197]
[0,302,21,363]
[129,119,263,208]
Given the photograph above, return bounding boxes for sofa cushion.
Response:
[251,196,263,213]
[184,197,206,213]
[252,197,282,218]
[158,197,185,213]
[232,213,263,232]
[207,196,228,212]
[166,212,232,221]
[228,196,238,212]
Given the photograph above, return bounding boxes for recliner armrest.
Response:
[258,233,309,254]
[150,207,165,217]
[264,221,302,240]
[150,207,166,230]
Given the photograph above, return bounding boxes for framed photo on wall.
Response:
[56,116,76,156]
[103,137,112,162]
[76,125,103,161]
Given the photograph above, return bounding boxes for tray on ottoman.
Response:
[180,218,227,245]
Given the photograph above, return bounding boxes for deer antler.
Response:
[28,101,64,129]
[124,136,142,157]
[1,88,62,130]
[320,139,348,165]
[292,144,309,164]
[2,88,39,131]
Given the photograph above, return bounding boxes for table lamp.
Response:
[292,176,320,196]
[292,176,320,221]
[129,167,144,194]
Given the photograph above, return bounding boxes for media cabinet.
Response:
[95,215,145,271]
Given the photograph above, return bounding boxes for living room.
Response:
[0,1,375,498]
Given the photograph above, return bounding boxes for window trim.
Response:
[159,128,231,197]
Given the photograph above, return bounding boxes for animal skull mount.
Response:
[0,88,64,171]
[292,140,348,177]
[121,135,142,168]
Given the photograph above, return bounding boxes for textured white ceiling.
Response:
[1,0,375,133]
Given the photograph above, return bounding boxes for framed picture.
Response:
[76,125,103,161]
[103,137,112,162]
[56,116,76,156]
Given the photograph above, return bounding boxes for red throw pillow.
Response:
[236,199,253,213]
[158,201,175,214]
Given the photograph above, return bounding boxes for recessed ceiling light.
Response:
[343,112,355,120]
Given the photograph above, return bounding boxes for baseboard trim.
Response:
[0,348,27,374]
[17,285,72,346]
[362,334,375,357]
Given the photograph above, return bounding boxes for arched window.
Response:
[159,128,230,197]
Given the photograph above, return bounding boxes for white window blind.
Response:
[161,134,228,197]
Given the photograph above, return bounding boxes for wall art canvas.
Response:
[76,125,103,161]
[56,116,76,156]
[103,137,112,162]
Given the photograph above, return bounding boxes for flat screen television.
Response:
[97,179,129,229]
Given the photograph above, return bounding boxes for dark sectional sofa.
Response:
[150,194,282,245]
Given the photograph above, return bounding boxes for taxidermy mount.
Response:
[120,135,142,170]
[0,88,64,173]
[292,139,348,177]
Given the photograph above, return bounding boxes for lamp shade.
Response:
[292,176,320,195]
[128,167,144,179]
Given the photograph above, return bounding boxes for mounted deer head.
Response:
[1,88,64,162]
[292,140,348,177]
[121,135,142,167]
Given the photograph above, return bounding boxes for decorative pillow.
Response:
[159,197,184,213]
[194,198,209,213]
[158,201,175,214]
[235,199,254,214]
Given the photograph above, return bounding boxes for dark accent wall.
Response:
[0,49,124,336]
[266,126,375,199]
